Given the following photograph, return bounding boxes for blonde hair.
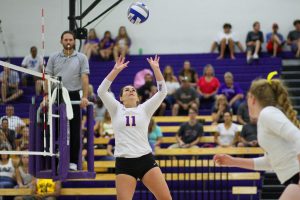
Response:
[249,79,300,128]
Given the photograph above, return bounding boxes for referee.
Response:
[45,30,90,170]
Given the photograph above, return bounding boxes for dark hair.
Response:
[1,118,8,123]
[0,146,9,160]
[293,19,300,26]
[60,31,76,40]
[223,23,232,29]
[30,46,37,51]
[253,21,260,28]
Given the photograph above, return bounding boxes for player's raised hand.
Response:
[147,55,160,70]
[113,57,129,71]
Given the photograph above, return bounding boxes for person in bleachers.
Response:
[287,19,300,58]
[133,69,153,89]
[138,73,166,116]
[15,154,34,189]
[246,21,264,64]
[169,107,203,149]
[237,119,258,147]
[16,126,29,151]
[0,146,16,188]
[93,97,106,123]
[0,118,16,150]
[178,60,198,88]
[163,65,180,109]
[113,26,131,61]
[237,101,250,125]
[266,23,284,57]
[0,67,24,103]
[211,23,244,60]
[197,64,220,109]
[0,105,26,133]
[98,30,114,61]
[21,46,43,95]
[214,111,239,147]
[211,94,232,125]
[172,77,198,116]
[94,110,113,138]
[83,28,100,60]
[148,118,162,152]
[218,72,244,114]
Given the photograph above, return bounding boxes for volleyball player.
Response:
[213,75,300,198]
[97,56,172,200]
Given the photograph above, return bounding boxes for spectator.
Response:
[133,69,153,89]
[16,126,29,151]
[113,26,131,61]
[218,72,244,113]
[211,23,244,60]
[172,77,198,116]
[94,110,113,138]
[237,120,258,147]
[83,28,100,60]
[0,105,26,133]
[266,23,284,57]
[21,46,43,95]
[197,64,220,108]
[0,147,16,188]
[169,108,203,148]
[15,154,34,188]
[211,94,232,125]
[99,31,114,61]
[163,65,180,108]
[178,60,198,88]
[87,84,96,103]
[93,97,106,122]
[214,111,239,147]
[0,67,24,103]
[0,118,16,150]
[138,73,166,115]
[137,73,155,103]
[246,21,264,63]
[0,130,12,150]
[148,118,163,152]
[237,101,250,125]
[287,19,300,58]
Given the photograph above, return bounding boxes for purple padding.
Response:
[36,170,96,179]
[58,104,69,181]
[86,104,95,173]
[28,105,37,177]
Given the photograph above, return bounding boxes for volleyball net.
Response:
[0,59,60,157]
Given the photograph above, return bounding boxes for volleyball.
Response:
[127,2,149,24]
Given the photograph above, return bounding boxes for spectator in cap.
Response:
[266,23,284,57]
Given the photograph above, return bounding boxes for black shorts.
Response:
[115,153,158,180]
[283,173,300,187]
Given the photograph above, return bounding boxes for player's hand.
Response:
[213,154,235,166]
[113,57,129,72]
[147,55,160,70]
[80,97,89,108]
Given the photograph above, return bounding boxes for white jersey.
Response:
[97,78,167,158]
[253,106,300,184]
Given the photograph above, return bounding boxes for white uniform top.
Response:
[97,78,167,158]
[216,123,239,146]
[253,106,300,184]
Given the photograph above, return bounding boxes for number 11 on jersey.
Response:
[125,116,136,126]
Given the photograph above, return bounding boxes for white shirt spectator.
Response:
[215,31,237,44]
[165,81,180,95]
[216,123,239,146]
[0,115,25,131]
[21,55,43,72]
